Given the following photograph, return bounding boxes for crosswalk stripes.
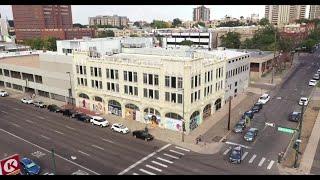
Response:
[163,153,179,159]
[146,164,162,172]
[248,154,257,163]
[152,160,168,168]
[157,157,174,164]
[241,152,248,160]
[175,146,190,152]
[267,160,275,170]
[258,157,266,167]
[139,168,156,175]
[169,149,185,155]
[223,147,231,155]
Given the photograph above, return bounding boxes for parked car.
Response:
[317,69,320,74]
[21,97,34,104]
[288,111,301,122]
[33,101,47,108]
[244,128,259,142]
[0,90,8,97]
[233,119,246,133]
[242,110,254,119]
[62,109,77,117]
[90,116,109,127]
[258,94,270,104]
[71,111,83,118]
[20,157,41,175]
[229,146,243,164]
[313,74,320,80]
[309,79,317,86]
[251,103,263,113]
[298,97,309,106]
[47,104,61,113]
[77,114,91,123]
[111,123,130,134]
[132,130,154,141]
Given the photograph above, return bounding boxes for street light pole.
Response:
[294,99,305,168]
[66,72,73,108]
[227,96,232,130]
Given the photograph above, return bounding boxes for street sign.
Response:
[265,122,275,127]
[277,126,296,134]
[0,154,21,175]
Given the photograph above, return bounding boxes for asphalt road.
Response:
[311,134,320,174]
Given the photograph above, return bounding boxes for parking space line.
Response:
[248,154,257,163]
[223,147,231,155]
[225,141,251,149]
[66,126,76,130]
[175,146,190,152]
[78,150,90,157]
[132,173,139,175]
[146,164,162,172]
[241,152,248,160]
[267,160,275,169]
[157,157,173,164]
[25,119,34,124]
[151,160,168,168]
[54,130,64,135]
[139,168,155,175]
[163,153,179,159]
[1,110,8,114]
[102,138,114,144]
[40,135,51,140]
[38,116,45,120]
[13,108,21,111]
[258,157,266,167]
[91,144,104,151]
[169,150,184,155]
[11,123,21,128]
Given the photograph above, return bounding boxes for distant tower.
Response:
[193,5,210,22]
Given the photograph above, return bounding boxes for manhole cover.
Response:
[212,136,222,142]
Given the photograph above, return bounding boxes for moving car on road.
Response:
[244,128,259,142]
[20,157,41,175]
[0,90,8,97]
[21,97,34,104]
[233,119,246,133]
[111,123,130,134]
[33,101,47,108]
[298,97,309,106]
[132,130,154,141]
[251,103,263,113]
[309,79,317,86]
[258,93,270,104]
[229,146,243,164]
[90,116,109,127]
[288,111,301,122]
[47,104,61,113]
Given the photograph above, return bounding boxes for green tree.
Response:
[217,21,245,27]
[97,30,115,38]
[197,21,205,27]
[150,20,170,29]
[172,18,182,27]
[44,36,58,51]
[130,34,139,37]
[295,18,310,24]
[180,40,194,46]
[73,23,85,28]
[259,18,270,26]
[133,21,141,27]
[220,32,241,48]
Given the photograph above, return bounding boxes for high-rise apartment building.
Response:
[265,5,306,25]
[309,5,320,20]
[193,5,210,22]
[89,15,129,27]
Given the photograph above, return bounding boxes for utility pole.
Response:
[271,26,277,84]
[182,88,185,142]
[228,96,232,130]
[51,148,56,174]
[66,72,73,109]
[294,99,305,168]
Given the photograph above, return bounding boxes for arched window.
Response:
[79,93,89,99]
[165,112,183,120]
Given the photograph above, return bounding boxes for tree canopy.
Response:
[217,21,245,27]
[258,18,270,26]
[97,30,115,38]
[150,20,171,29]
[172,18,182,27]
[23,36,57,51]
[180,40,194,46]
[220,32,241,49]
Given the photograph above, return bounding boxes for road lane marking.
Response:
[156,157,173,164]
[258,157,266,167]
[151,161,168,168]
[54,130,64,135]
[223,147,231,155]
[38,116,45,120]
[78,150,90,157]
[139,168,155,175]
[249,154,257,163]
[14,108,21,111]
[163,153,179,159]
[25,119,34,124]
[169,149,184,155]
[66,126,76,130]
[225,141,251,149]
[132,173,139,175]
[102,138,114,144]
[40,135,51,140]
[146,164,162,172]
[267,160,275,169]
[0,128,100,175]
[118,143,171,175]
[1,110,8,114]
[91,144,104,151]
[175,146,190,152]
[11,123,21,128]
[241,152,248,160]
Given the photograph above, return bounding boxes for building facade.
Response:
[193,5,210,22]
[265,5,306,25]
[89,15,129,28]
[72,46,250,133]
[309,5,320,20]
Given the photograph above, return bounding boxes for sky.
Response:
[0,5,266,24]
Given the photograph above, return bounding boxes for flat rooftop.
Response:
[0,55,40,68]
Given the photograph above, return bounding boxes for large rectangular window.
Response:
[178,94,182,104]
[143,74,148,84]
[144,88,148,97]
[128,72,133,82]
[124,71,127,81]
[134,72,137,82]
[148,74,153,85]
[165,92,170,101]
[178,77,183,89]
[35,75,42,84]
[154,75,159,86]
[155,90,159,100]
[134,87,138,96]
[165,76,170,87]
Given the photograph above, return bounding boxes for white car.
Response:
[258,94,270,104]
[299,97,309,106]
[317,69,320,74]
[309,79,317,86]
[21,97,34,104]
[111,123,129,134]
[0,90,8,97]
[90,116,109,127]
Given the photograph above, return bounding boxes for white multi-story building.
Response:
[265,5,306,25]
[72,46,250,133]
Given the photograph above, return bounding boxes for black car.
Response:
[233,119,246,133]
[251,103,263,113]
[71,112,83,118]
[288,112,301,122]
[229,146,243,164]
[62,109,76,117]
[132,130,154,141]
[77,114,91,123]
[47,104,61,113]
[242,110,254,119]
